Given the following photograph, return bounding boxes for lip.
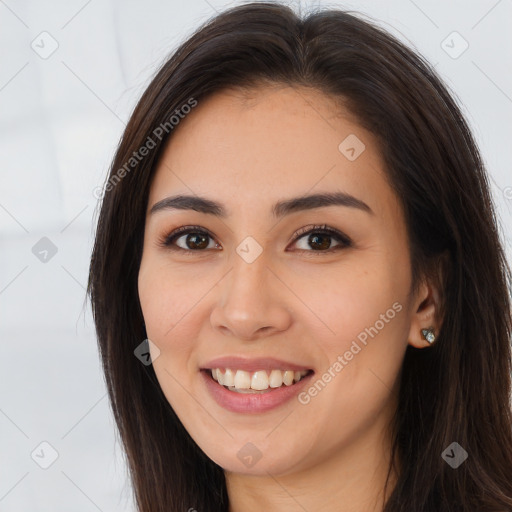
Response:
[200,356,312,373]
[200,367,314,414]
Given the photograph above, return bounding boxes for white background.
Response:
[1,0,511,510]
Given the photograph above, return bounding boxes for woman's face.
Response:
[138,85,426,477]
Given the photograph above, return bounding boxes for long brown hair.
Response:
[87,3,512,510]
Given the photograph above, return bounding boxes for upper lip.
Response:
[200,356,313,373]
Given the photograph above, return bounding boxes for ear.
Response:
[407,255,448,349]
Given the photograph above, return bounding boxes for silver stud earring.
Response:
[421,327,436,344]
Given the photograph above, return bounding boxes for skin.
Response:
[137,84,442,512]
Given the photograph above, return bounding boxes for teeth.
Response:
[233,370,251,389]
[223,368,234,387]
[269,369,283,388]
[210,368,309,392]
[251,370,269,390]
[283,370,294,386]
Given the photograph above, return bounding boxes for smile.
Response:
[210,368,312,393]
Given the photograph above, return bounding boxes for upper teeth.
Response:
[211,368,309,391]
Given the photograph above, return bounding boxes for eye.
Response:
[159,223,352,255]
[289,224,352,255]
[160,225,220,253]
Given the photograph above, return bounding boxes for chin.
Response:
[197,435,309,476]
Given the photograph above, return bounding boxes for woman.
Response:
[87,2,512,511]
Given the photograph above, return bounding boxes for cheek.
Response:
[291,254,410,427]
[138,258,197,356]
[138,260,201,415]
[139,262,172,336]
[293,254,409,353]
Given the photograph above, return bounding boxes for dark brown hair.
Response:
[87,3,512,511]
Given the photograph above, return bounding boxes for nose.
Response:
[209,249,293,340]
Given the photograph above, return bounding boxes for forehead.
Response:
[148,85,393,218]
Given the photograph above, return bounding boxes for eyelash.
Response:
[158,224,352,256]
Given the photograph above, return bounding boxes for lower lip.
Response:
[200,370,314,414]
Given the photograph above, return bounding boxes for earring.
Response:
[421,327,436,344]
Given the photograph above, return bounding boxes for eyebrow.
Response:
[149,191,373,218]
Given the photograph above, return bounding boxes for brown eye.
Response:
[160,224,351,255]
[181,232,210,250]
[305,233,334,251]
[291,225,352,254]
[162,226,220,252]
